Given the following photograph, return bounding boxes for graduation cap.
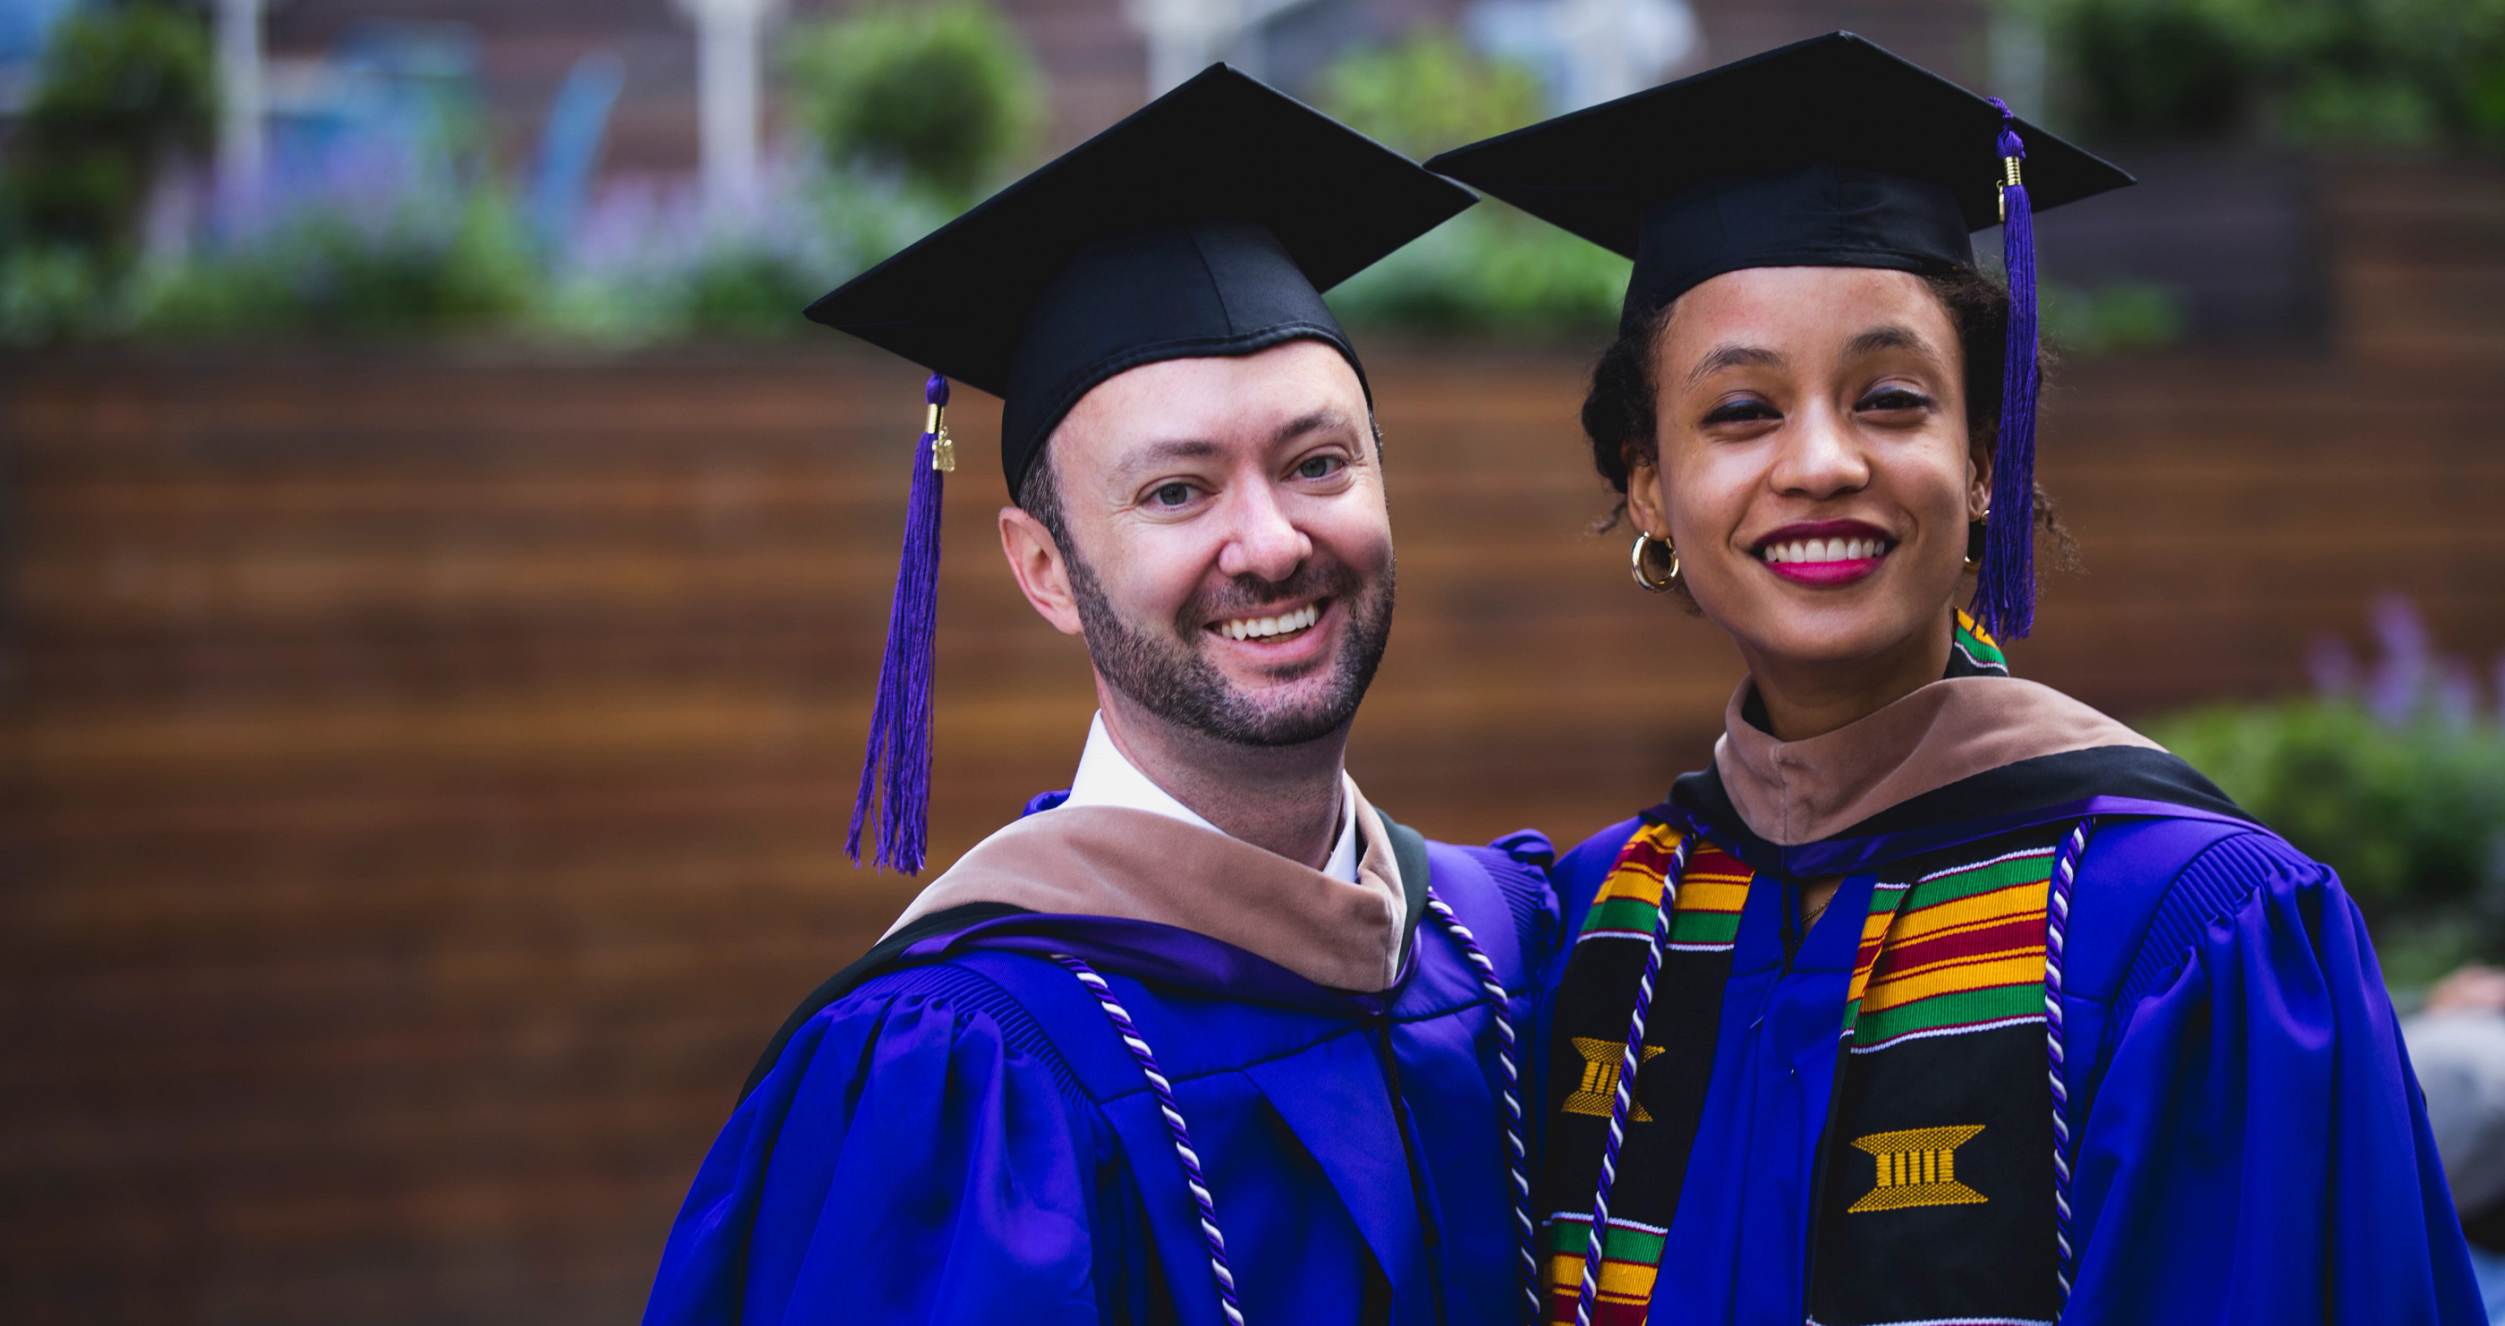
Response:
[1426,31,2134,642]
[810,64,1475,873]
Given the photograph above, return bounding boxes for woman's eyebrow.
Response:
[1686,343,1783,387]
[1841,325,1930,357]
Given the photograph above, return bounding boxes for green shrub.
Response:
[2029,0,2505,146]
[541,173,950,343]
[1325,206,1629,335]
[0,243,126,342]
[2149,701,2505,915]
[137,192,537,338]
[1313,30,1544,159]
[779,3,1044,204]
[2,2,217,257]
[2041,279,2187,355]
[1312,30,1625,335]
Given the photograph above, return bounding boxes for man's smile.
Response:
[1209,599,1326,643]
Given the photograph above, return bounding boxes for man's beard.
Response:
[1064,546,1394,748]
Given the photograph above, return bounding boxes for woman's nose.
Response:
[1215,481,1313,583]
[1769,403,1871,498]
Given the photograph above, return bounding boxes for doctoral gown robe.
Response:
[1536,616,2483,1326]
[645,800,1560,1326]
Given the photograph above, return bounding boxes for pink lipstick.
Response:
[1753,520,1895,587]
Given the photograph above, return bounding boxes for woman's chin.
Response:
[1714,594,1945,673]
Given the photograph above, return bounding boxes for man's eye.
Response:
[1295,455,1343,480]
[1150,482,1195,508]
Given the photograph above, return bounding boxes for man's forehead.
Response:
[1054,341,1369,472]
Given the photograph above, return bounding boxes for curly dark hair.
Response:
[1582,265,2072,584]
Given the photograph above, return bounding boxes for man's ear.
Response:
[999,506,1085,637]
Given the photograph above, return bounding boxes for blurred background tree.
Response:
[127,20,543,341]
[1315,29,1542,158]
[779,1,1045,207]
[0,0,215,339]
[2,1,214,253]
[1315,30,1630,336]
[2028,0,2505,145]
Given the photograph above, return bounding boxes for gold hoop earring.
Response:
[1631,532,1680,592]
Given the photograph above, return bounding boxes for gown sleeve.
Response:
[642,974,1113,1326]
[2065,831,2486,1326]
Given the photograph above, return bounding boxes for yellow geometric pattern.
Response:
[1544,1250,1659,1304]
[1564,1036,1666,1122]
[1847,1124,1987,1213]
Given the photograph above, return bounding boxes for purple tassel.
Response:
[1977,98,2039,639]
[848,373,952,872]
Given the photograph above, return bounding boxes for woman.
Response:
[1431,33,2481,1326]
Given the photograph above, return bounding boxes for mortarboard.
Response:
[1426,31,2133,642]
[810,64,1475,873]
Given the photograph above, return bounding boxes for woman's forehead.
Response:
[1663,266,1955,359]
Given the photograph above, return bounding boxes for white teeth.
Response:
[1220,603,1319,640]
[1760,536,1891,564]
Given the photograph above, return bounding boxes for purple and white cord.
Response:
[1052,952,1246,1326]
[2045,817,2093,1307]
[1574,829,1692,1326]
[1059,885,1533,1326]
[1422,885,1539,1326]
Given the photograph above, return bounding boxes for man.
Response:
[643,68,1560,1326]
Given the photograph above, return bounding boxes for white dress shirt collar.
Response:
[1063,712,1362,883]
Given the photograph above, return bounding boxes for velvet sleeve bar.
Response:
[2064,830,2485,1326]
[641,969,1121,1326]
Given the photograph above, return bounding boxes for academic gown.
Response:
[1537,623,2482,1326]
[644,802,1561,1326]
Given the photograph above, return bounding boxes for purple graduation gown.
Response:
[1547,743,2484,1325]
[644,808,1560,1326]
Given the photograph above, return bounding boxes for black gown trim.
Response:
[1659,745,2251,877]
[738,901,1033,1102]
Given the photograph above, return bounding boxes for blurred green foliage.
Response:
[2148,701,2505,980]
[1315,30,1628,335]
[2041,279,2186,355]
[1324,209,1631,335]
[780,2,1045,204]
[0,243,124,341]
[540,177,950,343]
[1314,31,1544,159]
[136,193,538,338]
[2027,0,2505,145]
[1,1,216,257]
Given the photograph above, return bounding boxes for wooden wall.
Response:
[5,160,2503,1325]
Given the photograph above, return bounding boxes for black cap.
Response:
[807,64,1476,492]
[1424,32,2133,332]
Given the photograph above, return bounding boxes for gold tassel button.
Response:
[928,407,956,473]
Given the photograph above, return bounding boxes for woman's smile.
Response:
[1753,519,1897,587]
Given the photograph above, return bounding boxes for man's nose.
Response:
[1215,479,1312,583]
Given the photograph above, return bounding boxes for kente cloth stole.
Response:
[1950,607,2010,678]
[1537,819,2067,1326]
